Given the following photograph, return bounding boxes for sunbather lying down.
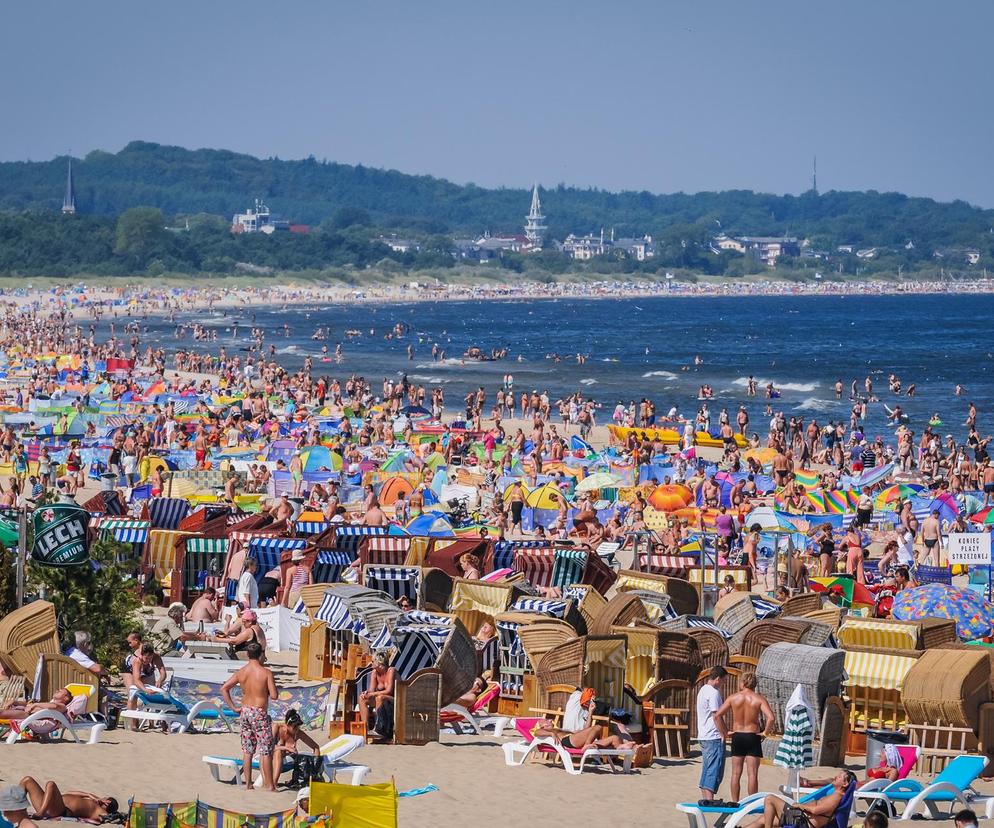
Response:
[19,777,119,823]
[530,718,635,752]
[0,689,73,719]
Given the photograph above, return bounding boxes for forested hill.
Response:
[2,141,994,250]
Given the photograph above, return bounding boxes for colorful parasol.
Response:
[575,472,623,493]
[874,484,925,510]
[647,483,693,512]
[892,584,994,641]
[809,576,876,609]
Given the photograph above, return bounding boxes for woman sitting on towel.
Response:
[531,688,635,752]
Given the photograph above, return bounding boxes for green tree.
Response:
[28,538,141,669]
[114,206,168,258]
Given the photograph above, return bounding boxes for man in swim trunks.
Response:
[715,673,774,803]
[983,460,994,506]
[920,509,942,567]
[222,641,278,790]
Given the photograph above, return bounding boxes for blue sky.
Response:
[2,1,992,205]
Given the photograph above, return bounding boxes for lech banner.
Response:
[31,504,90,566]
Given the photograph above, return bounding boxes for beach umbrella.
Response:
[809,576,876,609]
[892,584,994,641]
[647,483,693,512]
[969,506,994,526]
[744,506,799,532]
[874,484,925,510]
[774,685,815,792]
[575,472,622,493]
[959,494,984,516]
[525,483,566,510]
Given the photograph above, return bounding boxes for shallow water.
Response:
[130,293,994,439]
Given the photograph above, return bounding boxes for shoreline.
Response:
[3,276,994,319]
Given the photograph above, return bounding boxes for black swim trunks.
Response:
[730,732,764,758]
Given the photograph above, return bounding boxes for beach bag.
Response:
[288,753,324,789]
[779,806,811,828]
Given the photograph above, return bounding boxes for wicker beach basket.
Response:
[756,642,846,735]
[517,618,578,672]
[804,605,845,631]
[739,619,810,661]
[435,617,478,707]
[616,570,700,616]
[536,635,628,708]
[715,595,758,640]
[687,628,730,671]
[590,593,649,635]
[420,567,454,611]
[568,584,607,634]
[780,592,824,617]
[916,617,958,649]
[902,647,991,730]
[783,616,835,648]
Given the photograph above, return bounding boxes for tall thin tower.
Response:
[524,183,546,245]
[812,156,818,195]
[61,158,76,215]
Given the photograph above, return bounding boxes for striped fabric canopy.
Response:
[774,704,815,769]
[837,618,919,651]
[843,650,917,690]
[514,550,555,589]
[511,597,569,618]
[183,537,229,592]
[637,553,694,577]
[247,537,306,581]
[315,593,359,631]
[114,527,149,544]
[295,520,329,535]
[750,595,782,619]
[147,497,190,530]
[551,548,587,590]
[398,610,453,626]
[331,525,389,556]
[686,616,734,639]
[364,566,420,602]
[93,517,150,531]
[493,539,549,572]
[390,625,451,678]
[312,550,353,585]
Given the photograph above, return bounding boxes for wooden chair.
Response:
[641,679,691,758]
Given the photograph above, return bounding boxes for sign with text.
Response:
[947,532,992,565]
[31,504,90,566]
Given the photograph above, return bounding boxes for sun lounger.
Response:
[203,734,370,786]
[854,754,991,820]
[501,717,633,775]
[440,681,510,736]
[4,708,106,745]
[119,687,236,733]
[677,782,851,828]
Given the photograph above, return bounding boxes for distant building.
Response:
[61,158,76,215]
[935,248,981,265]
[562,228,655,260]
[377,236,420,254]
[231,199,289,234]
[563,229,608,260]
[524,183,546,247]
[715,234,799,267]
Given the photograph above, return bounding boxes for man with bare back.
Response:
[714,673,774,803]
[221,641,278,791]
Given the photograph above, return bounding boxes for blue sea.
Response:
[135,292,993,440]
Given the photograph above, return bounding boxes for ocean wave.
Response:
[579,378,598,386]
[413,358,465,369]
[642,370,678,380]
[732,377,820,393]
[276,345,299,354]
[409,374,449,384]
[793,397,837,412]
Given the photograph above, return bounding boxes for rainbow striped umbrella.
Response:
[874,484,925,510]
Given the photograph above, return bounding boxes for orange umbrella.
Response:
[648,483,693,512]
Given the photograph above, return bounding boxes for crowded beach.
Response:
[2,294,994,827]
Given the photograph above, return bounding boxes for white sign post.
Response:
[947,532,993,566]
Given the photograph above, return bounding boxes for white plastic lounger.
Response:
[4,709,106,745]
[203,734,370,786]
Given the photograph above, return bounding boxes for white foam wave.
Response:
[732,377,819,393]
[579,378,598,386]
[793,397,837,413]
[409,374,449,384]
[642,370,678,380]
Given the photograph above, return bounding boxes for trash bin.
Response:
[865,728,907,771]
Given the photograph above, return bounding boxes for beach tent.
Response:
[302,445,342,472]
[525,483,565,510]
[379,475,414,504]
[309,781,397,828]
[406,513,455,537]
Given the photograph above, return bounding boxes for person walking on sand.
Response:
[221,642,278,791]
[715,673,775,803]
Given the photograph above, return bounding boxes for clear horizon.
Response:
[3,0,992,207]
